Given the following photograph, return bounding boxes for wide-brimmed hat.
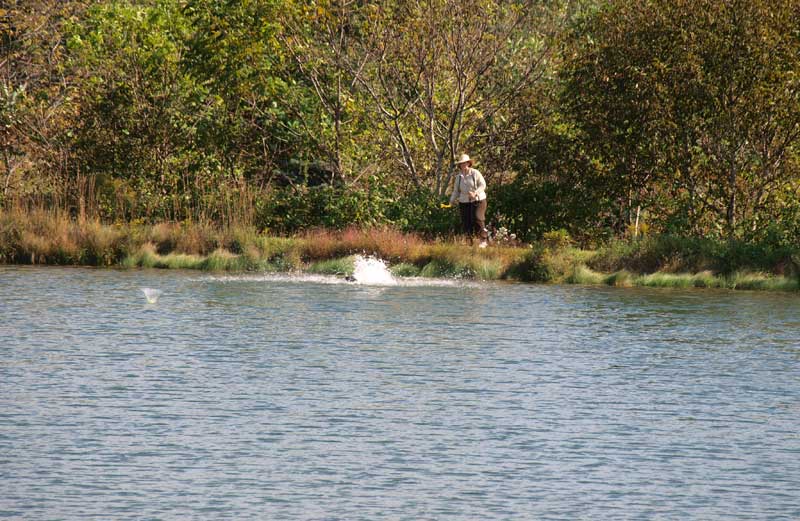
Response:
[455,153,472,166]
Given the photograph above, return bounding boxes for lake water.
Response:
[1,265,799,520]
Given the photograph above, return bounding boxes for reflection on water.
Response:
[1,266,799,520]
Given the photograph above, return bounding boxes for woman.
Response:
[449,153,489,247]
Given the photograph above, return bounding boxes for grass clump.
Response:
[690,270,720,288]
[503,249,550,282]
[566,264,605,285]
[504,244,581,282]
[637,272,697,288]
[149,221,218,255]
[307,256,355,276]
[635,271,725,289]
[122,243,210,270]
[13,210,81,264]
[339,227,427,263]
[3,209,800,292]
[201,249,241,271]
[390,262,420,277]
[589,235,714,273]
[251,236,298,261]
[419,258,462,278]
[470,257,505,280]
[588,234,798,276]
[79,221,126,265]
[121,243,161,268]
[604,270,634,287]
[160,253,205,270]
[726,271,798,291]
[298,227,428,263]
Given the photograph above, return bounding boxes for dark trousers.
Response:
[459,200,488,240]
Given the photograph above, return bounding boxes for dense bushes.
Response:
[3,1,800,247]
[588,235,800,276]
[2,208,799,291]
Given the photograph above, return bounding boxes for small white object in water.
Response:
[141,287,163,304]
[351,255,397,285]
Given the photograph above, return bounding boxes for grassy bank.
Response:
[1,209,799,291]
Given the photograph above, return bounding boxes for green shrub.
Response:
[505,247,553,282]
[420,259,461,278]
[541,229,572,249]
[390,262,420,277]
[566,264,604,285]
[604,270,634,287]
[307,257,355,276]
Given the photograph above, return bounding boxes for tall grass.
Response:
[299,227,428,263]
[307,256,355,276]
[390,263,421,277]
[566,265,605,285]
[1,209,799,291]
[604,270,634,287]
[121,243,204,269]
[726,271,799,291]
[589,234,799,275]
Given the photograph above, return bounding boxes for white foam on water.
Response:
[200,254,478,288]
[141,287,163,303]
[351,255,397,286]
[203,273,474,287]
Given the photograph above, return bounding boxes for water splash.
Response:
[351,255,397,286]
[141,287,163,304]
[202,273,472,287]
[198,255,478,287]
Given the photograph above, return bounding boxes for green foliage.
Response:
[542,229,573,249]
[256,182,390,233]
[504,246,554,282]
[307,256,355,276]
[183,0,308,177]
[68,1,215,220]
[390,262,420,277]
[0,82,27,206]
[419,259,462,278]
[492,116,617,243]
[566,265,604,285]
[588,234,798,276]
[384,188,460,236]
[562,0,800,239]
[5,0,800,249]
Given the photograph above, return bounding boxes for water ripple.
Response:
[1,267,799,519]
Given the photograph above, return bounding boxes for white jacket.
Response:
[449,168,487,204]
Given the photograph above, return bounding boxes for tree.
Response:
[184,0,307,190]
[339,0,566,197]
[278,0,377,183]
[0,1,86,209]
[563,0,800,238]
[68,0,218,221]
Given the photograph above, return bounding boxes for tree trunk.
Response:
[726,163,736,237]
[2,145,12,204]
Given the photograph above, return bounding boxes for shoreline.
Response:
[2,211,798,292]
[3,253,798,292]
[3,245,798,294]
